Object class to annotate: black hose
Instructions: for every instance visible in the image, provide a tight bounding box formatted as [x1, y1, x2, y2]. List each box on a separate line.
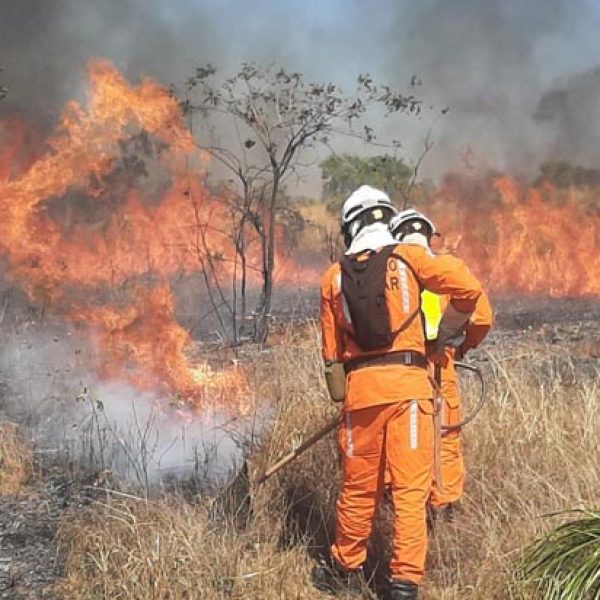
[442, 361, 487, 430]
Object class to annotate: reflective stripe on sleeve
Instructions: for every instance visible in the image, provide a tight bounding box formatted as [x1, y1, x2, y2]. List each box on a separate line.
[342, 294, 352, 323]
[337, 272, 352, 324]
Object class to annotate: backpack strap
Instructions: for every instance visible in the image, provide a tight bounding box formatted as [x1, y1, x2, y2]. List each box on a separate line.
[388, 247, 428, 339]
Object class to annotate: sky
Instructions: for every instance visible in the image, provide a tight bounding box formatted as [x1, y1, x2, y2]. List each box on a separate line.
[2, 0, 600, 188]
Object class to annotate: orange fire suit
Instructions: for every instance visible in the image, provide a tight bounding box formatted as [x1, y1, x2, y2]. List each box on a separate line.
[320, 243, 482, 584]
[426, 292, 494, 508]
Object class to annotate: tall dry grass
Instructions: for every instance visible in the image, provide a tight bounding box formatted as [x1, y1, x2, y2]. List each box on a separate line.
[0, 420, 32, 495]
[58, 492, 333, 599]
[56, 324, 600, 599]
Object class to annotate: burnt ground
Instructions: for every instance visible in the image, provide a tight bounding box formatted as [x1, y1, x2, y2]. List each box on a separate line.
[492, 296, 600, 330]
[0, 453, 110, 599]
[0, 467, 71, 599]
[0, 295, 598, 599]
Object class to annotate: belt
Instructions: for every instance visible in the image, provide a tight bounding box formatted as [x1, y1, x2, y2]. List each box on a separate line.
[344, 350, 428, 375]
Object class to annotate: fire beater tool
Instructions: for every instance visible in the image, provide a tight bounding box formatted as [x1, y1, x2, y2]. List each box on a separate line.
[256, 415, 340, 485]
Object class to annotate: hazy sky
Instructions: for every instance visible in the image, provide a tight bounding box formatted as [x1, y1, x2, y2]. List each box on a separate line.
[2, 0, 600, 186]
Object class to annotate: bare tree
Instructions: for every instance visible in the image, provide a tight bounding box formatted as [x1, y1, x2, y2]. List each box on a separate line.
[0, 67, 7, 100]
[399, 129, 434, 209]
[183, 64, 421, 343]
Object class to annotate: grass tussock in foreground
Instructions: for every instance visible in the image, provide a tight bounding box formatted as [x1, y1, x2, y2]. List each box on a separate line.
[57, 324, 600, 599]
[0, 420, 32, 495]
[520, 509, 600, 600]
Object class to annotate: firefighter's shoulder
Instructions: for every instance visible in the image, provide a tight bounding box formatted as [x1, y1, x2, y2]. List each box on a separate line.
[398, 243, 471, 271]
[391, 242, 434, 268]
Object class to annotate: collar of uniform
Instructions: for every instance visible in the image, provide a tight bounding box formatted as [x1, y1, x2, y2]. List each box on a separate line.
[345, 223, 397, 255]
[401, 232, 430, 248]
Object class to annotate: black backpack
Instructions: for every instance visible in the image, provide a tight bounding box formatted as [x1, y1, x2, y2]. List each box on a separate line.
[341, 245, 420, 351]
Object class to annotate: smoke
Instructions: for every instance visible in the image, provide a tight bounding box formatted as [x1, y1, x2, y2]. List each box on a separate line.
[0, 320, 255, 487]
[2, 0, 600, 182]
[534, 66, 600, 167]
[384, 0, 600, 176]
[0, 0, 364, 125]
[0, 0, 216, 123]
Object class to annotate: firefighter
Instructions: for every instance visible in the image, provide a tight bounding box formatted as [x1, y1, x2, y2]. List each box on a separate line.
[317, 186, 484, 599]
[390, 209, 494, 513]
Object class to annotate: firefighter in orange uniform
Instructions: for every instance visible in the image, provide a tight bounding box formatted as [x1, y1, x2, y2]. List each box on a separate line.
[390, 209, 494, 512]
[317, 186, 484, 600]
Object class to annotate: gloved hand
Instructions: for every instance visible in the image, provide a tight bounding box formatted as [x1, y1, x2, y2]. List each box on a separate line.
[431, 304, 472, 365]
[429, 339, 449, 367]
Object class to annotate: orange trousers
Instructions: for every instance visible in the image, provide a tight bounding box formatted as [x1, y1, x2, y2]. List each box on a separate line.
[331, 399, 434, 585]
[430, 379, 464, 508]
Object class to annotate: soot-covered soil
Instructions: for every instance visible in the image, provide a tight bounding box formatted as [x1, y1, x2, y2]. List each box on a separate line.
[0, 466, 82, 599]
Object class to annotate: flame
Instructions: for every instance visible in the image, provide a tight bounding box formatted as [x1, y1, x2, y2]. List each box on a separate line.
[430, 175, 600, 297]
[70, 284, 246, 406]
[2, 58, 596, 411]
[0, 60, 287, 406]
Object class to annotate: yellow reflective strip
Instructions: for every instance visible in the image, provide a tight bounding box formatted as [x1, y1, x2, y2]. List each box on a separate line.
[421, 290, 442, 340]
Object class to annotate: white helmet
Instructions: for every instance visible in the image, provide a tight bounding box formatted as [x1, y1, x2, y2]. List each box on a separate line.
[389, 208, 437, 240]
[341, 185, 396, 226]
[340, 185, 397, 244]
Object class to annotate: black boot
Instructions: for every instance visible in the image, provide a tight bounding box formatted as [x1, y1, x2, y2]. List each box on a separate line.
[389, 579, 418, 600]
[311, 557, 366, 594]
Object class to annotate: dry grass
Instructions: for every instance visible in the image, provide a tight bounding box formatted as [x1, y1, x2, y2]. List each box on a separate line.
[56, 324, 600, 599]
[0, 420, 32, 495]
[58, 494, 332, 600]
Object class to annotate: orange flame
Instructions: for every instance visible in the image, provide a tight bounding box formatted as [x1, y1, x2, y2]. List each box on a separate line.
[3, 59, 596, 409]
[0, 60, 267, 406]
[430, 175, 600, 297]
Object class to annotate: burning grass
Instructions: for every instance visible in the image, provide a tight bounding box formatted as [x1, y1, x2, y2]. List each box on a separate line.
[0, 420, 32, 495]
[55, 324, 600, 598]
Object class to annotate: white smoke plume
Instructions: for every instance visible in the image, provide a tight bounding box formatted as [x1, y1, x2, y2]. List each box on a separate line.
[0, 316, 256, 488]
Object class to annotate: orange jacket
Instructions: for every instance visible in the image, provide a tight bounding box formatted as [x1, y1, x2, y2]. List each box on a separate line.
[320, 243, 483, 411]
[461, 290, 494, 355]
[439, 290, 494, 391]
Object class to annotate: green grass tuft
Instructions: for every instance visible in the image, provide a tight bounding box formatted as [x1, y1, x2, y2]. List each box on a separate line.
[520, 510, 600, 599]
